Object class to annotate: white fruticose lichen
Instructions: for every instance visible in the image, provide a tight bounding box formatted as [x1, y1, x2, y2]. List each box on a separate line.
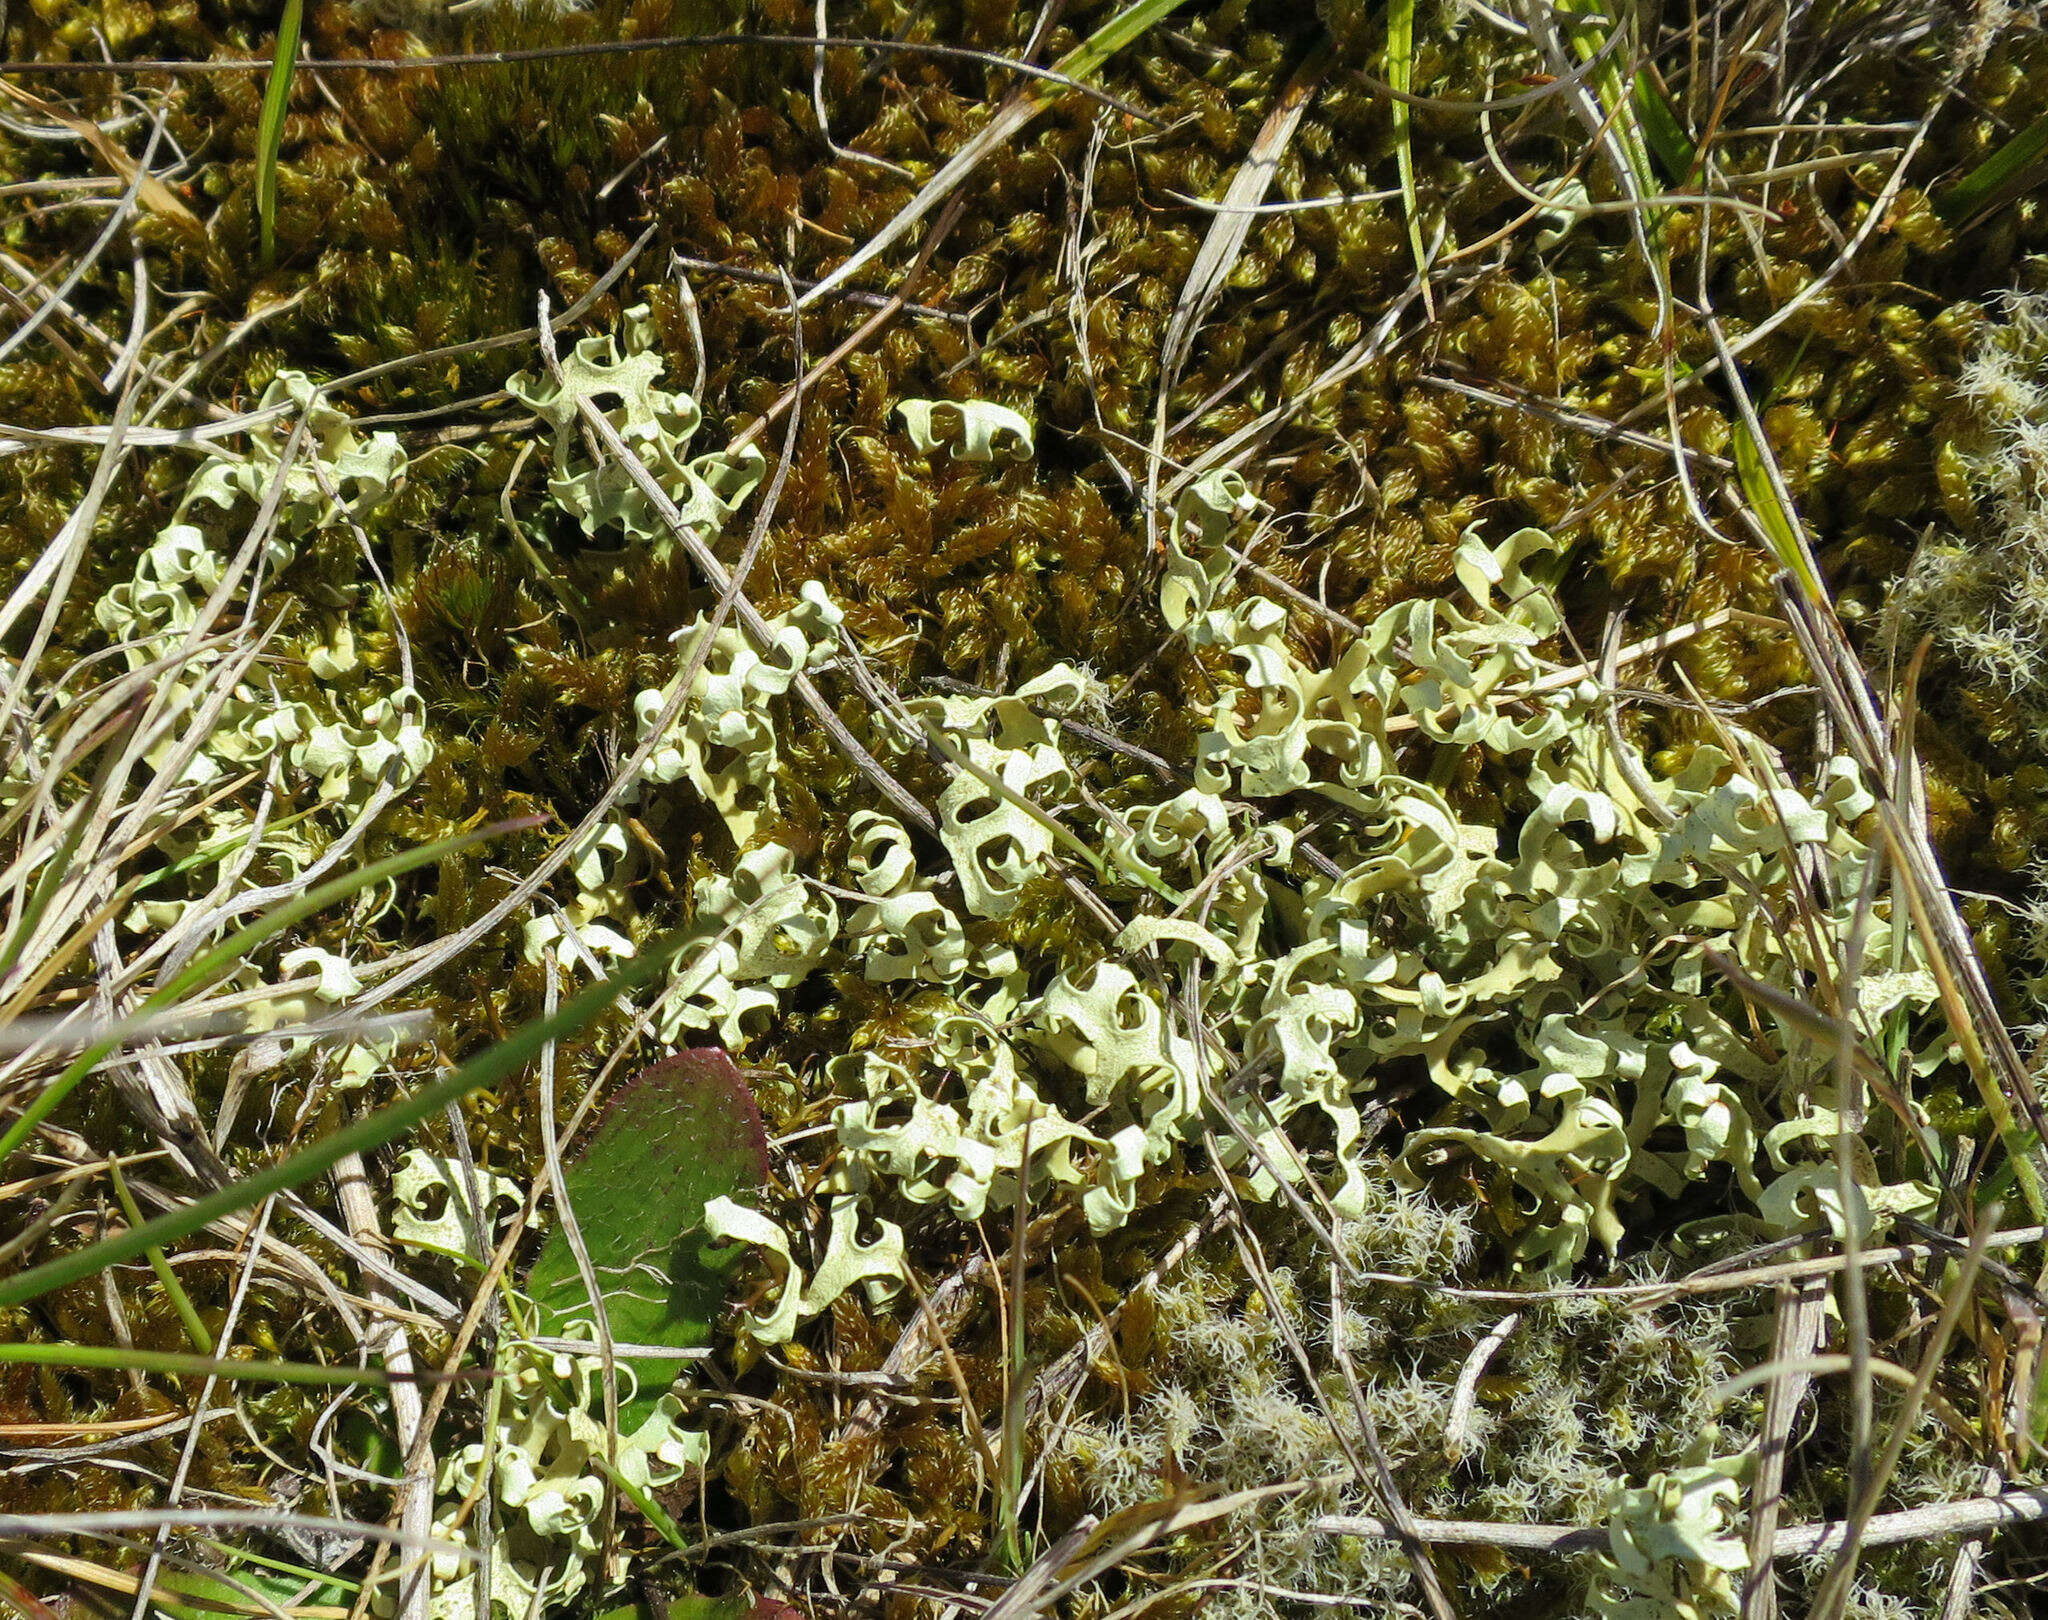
[1058, 1185, 1749, 1619]
[1890, 291, 2048, 1023]
[1894, 293, 2048, 725]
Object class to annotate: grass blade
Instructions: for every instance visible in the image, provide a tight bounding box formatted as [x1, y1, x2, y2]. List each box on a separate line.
[1055, 0, 1187, 81]
[15, 1549, 352, 1620]
[1159, 48, 1326, 392]
[1936, 109, 2048, 227]
[1550, 0, 1676, 206]
[797, 0, 1186, 308]
[0, 1342, 447, 1389]
[1632, 69, 1694, 184]
[1732, 413, 1826, 605]
[255, 0, 304, 265]
[109, 1155, 214, 1355]
[1387, 0, 1429, 295]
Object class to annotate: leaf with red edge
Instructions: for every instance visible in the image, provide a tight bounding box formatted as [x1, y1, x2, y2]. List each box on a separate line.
[525, 1049, 769, 1423]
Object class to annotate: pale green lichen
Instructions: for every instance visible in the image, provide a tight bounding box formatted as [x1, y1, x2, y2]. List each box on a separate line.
[894, 397, 1036, 463]
[38, 338, 747, 1620]
[0, 368, 436, 1028]
[611, 398, 1950, 1338]
[1588, 1441, 1752, 1620]
[420, 1334, 707, 1620]
[506, 310, 764, 551]
[189, 349, 1956, 1608]
[699, 1195, 906, 1347]
[1160, 468, 1257, 634]
[390, 1150, 523, 1263]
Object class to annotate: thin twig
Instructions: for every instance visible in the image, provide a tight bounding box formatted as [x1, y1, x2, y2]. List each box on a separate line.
[1311, 1482, 2048, 1556]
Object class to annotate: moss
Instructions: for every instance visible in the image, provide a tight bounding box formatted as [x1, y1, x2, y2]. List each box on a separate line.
[6, 0, 2047, 1604]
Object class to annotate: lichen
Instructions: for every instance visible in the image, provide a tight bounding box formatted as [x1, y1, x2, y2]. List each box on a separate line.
[6, 0, 2043, 1606]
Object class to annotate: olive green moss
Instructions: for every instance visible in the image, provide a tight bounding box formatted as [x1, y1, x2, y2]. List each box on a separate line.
[7, 0, 2048, 1606]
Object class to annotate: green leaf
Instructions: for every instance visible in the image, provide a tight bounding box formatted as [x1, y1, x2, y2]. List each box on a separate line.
[593, 1599, 750, 1620]
[524, 1050, 769, 1427]
[151, 1564, 351, 1620]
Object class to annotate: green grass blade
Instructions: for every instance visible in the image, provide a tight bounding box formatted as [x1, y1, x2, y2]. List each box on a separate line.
[255, 0, 304, 265]
[1632, 70, 1694, 184]
[147, 1561, 353, 1620]
[1387, 0, 1429, 292]
[1551, 0, 1665, 206]
[1054, 0, 1188, 81]
[1936, 109, 2048, 226]
[591, 1457, 690, 1553]
[144, 813, 540, 1023]
[1732, 414, 1826, 604]
[0, 926, 695, 1310]
[0, 807, 91, 991]
[191, 1543, 362, 1595]
[0, 1341, 429, 1389]
[109, 1156, 214, 1355]
[131, 802, 330, 898]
